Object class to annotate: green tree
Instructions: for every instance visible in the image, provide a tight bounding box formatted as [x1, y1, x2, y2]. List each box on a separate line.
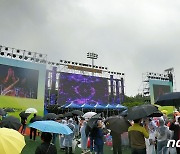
[122, 94, 145, 108]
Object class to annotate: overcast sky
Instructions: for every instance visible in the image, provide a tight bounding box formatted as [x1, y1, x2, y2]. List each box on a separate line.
[0, 0, 180, 96]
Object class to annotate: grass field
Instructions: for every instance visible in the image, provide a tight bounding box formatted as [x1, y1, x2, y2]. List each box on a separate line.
[21, 135, 131, 154]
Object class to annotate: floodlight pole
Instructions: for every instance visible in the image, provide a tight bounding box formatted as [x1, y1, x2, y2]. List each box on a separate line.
[87, 52, 98, 76]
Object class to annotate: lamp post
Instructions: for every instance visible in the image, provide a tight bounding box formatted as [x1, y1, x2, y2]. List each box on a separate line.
[87, 52, 98, 75]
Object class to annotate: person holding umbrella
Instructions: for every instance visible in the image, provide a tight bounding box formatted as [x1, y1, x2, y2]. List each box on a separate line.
[128, 118, 149, 154]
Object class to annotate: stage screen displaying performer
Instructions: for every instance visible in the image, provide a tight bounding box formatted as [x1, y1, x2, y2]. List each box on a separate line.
[0, 64, 39, 99]
[153, 84, 171, 102]
[58, 72, 109, 105]
[149, 79, 173, 104]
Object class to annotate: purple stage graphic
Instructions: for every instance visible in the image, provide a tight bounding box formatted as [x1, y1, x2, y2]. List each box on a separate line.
[58, 72, 109, 105]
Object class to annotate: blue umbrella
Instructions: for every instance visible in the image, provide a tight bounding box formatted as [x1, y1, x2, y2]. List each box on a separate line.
[81, 103, 94, 109]
[65, 102, 81, 109]
[29, 120, 72, 135]
[94, 103, 105, 109]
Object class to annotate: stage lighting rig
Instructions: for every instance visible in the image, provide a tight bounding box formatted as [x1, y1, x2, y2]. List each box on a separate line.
[0, 45, 47, 64]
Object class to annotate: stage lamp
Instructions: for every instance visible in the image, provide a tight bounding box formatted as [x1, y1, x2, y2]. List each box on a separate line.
[48, 61, 51, 64]
[67, 61, 70, 64]
[0, 52, 4, 56]
[19, 55, 23, 59]
[75, 62, 78, 65]
[89, 65, 91, 67]
[105, 67, 108, 70]
[7, 53, 11, 56]
[72, 62, 75, 64]
[122, 73, 125, 75]
[5, 47, 8, 50]
[52, 62, 55, 65]
[35, 58, 39, 62]
[12, 54, 16, 58]
[24, 56, 28, 60]
[42, 59, 46, 63]
[108, 71, 110, 74]
[99, 66, 102, 69]
[56, 63, 59, 66]
[28, 52, 31, 55]
[16, 49, 20, 53]
[144, 91, 149, 95]
[60, 60, 63, 63]
[39, 54, 42, 57]
[102, 67, 104, 69]
[31, 57, 34, 61]
[64, 61, 67, 63]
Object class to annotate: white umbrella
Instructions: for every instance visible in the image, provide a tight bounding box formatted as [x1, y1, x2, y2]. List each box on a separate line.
[83, 112, 97, 119]
[25, 108, 37, 113]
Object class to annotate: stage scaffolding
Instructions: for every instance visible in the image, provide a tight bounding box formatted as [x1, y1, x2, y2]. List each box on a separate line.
[0, 45, 125, 107]
[46, 61, 125, 106]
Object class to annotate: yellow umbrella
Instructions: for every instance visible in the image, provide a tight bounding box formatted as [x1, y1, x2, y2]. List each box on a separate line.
[0, 128, 26, 154]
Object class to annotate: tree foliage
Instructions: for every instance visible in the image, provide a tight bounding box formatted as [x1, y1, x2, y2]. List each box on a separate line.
[122, 94, 145, 108]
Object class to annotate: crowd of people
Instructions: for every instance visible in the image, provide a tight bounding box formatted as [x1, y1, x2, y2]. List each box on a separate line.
[18, 109, 179, 154]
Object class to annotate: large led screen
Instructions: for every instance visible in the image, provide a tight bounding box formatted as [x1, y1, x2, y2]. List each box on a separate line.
[0, 64, 39, 99]
[153, 84, 171, 102]
[58, 72, 109, 105]
[149, 80, 173, 104]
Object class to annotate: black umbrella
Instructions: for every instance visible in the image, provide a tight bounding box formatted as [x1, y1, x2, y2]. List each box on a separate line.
[30, 115, 43, 123]
[0, 116, 21, 130]
[127, 104, 159, 120]
[4, 108, 15, 112]
[71, 110, 84, 116]
[0, 109, 6, 116]
[57, 114, 64, 119]
[119, 109, 128, 117]
[43, 113, 57, 120]
[64, 112, 73, 117]
[104, 116, 131, 133]
[87, 113, 101, 128]
[148, 111, 163, 117]
[19, 111, 30, 118]
[155, 92, 180, 106]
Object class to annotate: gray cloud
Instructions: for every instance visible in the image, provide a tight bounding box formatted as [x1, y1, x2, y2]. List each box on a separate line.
[0, 0, 180, 96]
